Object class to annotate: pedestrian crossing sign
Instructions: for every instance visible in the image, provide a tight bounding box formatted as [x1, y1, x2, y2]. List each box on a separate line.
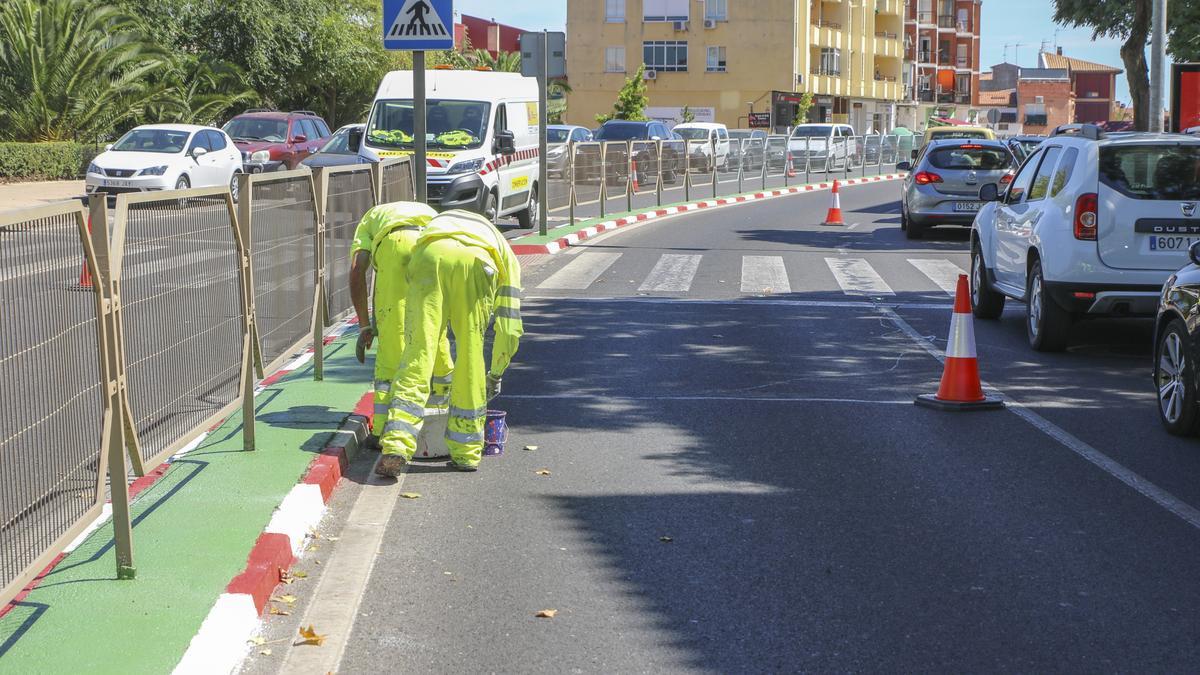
[383, 0, 454, 51]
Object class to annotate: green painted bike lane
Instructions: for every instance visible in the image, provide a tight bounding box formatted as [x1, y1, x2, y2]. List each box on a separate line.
[0, 335, 369, 674]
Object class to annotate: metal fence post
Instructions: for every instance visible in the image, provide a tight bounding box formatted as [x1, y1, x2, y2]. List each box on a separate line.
[105, 196, 147, 477]
[89, 195, 136, 579]
[711, 143, 718, 200]
[235, 174, 258, 451]
[599, 145, 607, 219]
[311, 169, 327, 381]
[685, 147, 691, 203]
[370, 161, 384, 205]
[568, 143, 576, 229]
[626, 141, 633, 214]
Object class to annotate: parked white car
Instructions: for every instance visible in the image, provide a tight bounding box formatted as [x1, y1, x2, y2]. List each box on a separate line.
[788, 123, 859, 172]
[971, 124, 1200, 351]
[86, 124, 244, 200]
[673, 123, 731, 171]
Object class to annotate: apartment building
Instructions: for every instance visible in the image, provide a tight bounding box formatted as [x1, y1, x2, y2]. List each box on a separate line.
[900, 0, 982, 129]
[565, 0, 907, 134]
[1038, 49, 1122, 124]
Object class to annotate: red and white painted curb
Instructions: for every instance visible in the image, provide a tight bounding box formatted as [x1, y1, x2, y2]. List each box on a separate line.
[174, 391, 373, 675]
[510, 174, 907, 255]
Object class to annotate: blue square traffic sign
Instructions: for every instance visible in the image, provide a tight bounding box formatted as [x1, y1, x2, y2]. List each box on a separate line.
[383, 0, 454, 51]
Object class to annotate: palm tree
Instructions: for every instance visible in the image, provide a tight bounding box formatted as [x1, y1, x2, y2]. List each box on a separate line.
[0, 0, 168, 142]
[469, 49, 522, 73]
[144, 56, 258, 127]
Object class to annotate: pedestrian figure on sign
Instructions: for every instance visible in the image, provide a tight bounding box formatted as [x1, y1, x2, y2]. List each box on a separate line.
[407, 0, 432, 35]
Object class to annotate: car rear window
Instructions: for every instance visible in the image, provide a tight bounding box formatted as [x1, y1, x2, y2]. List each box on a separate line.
[925, 146, 1012, 171]
[1100, 144, 1200, 200]
[595, 123, 648, 141]
[930, 130, 989, 140]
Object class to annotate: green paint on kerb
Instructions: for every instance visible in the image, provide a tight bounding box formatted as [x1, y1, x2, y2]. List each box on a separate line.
[0, 336, 369, 674]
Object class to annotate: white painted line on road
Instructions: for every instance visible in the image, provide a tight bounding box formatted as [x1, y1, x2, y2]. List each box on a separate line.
[880, 306, 1200, 532]
[639, 254, 702, 292]
[538, 252, 622, 290]
[908, 258, 967, 295]
[279, 467, 408, 674]
[522, 296, 957, 310]
[741, 256, 791, 294]
[504, 394, 911, 405]
[826, 258, 895, 296]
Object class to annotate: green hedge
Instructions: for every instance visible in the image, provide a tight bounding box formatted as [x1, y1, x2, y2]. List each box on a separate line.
[0, 142, 100, 181]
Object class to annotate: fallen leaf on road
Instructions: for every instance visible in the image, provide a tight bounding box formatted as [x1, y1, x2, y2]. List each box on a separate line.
[270, 607, 290, 616]
[279, 572, 295, 585]
[659, 536, 674, 543]
[292, 571, 308, 579]
[535, 609, 558, 618]
[524, 445, 538, 451]
[260, 648, 272, 656]
[298, 625, 326, 646]
[400, 492, 422, 499]
[325, 536, 339, 542]
[249, 636, 266, 646]
[535, 469, 551, 476]
[279, 594, 297, 604]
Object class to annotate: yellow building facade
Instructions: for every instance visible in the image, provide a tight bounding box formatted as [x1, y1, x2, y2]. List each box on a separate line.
[566, 0, 905, 133]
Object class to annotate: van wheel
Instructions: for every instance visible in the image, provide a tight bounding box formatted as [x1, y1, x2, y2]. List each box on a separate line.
[1026, 260, 1071, 352]
[516, 183, 537, 229]
[971, 243, 1005, 319]
[484, 189, 498, 224]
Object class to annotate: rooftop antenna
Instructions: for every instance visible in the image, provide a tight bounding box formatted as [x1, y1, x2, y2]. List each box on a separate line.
[1053, 27, 1062, 51]
[1002, 43, 1009, 63]
[1013, 41, 1026, 67]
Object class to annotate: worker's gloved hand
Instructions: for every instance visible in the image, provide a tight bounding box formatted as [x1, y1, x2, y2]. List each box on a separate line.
[486, 374, 502, 401]
[356, 324, 376, 364]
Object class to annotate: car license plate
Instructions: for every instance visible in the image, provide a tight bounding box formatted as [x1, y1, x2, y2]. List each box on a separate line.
[103, 179, 133, 188]
[953, 202, 982, 212]
[1147, 235, 1200, 252]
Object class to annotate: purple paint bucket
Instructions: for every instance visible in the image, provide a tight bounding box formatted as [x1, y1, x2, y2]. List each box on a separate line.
[484, 410, 508, 457]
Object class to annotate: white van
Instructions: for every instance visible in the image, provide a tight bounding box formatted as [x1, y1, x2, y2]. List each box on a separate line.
[672, 122, 731, 171]
[359, 70, 541, 226]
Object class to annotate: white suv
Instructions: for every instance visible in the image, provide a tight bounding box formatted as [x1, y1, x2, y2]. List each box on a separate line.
[971, 125, 1200, 351]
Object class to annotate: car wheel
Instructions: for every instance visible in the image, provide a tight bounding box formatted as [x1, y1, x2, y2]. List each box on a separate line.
[229, 171, 241, 203]
[174, 175, 191, 208]
[970, 243, 1006, 319]
[516, 182, 537, 229]
[1026, 260, 1071, 352]
[1156, 319, 1200, 436]
[900, 204, 908, 231]
[905, 214, 925, 240]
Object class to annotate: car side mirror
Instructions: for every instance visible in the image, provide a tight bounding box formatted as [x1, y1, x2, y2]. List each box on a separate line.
[896, 161, 911, 172]
[347, 128, 363, 153]
[1190, 240, 1200, 267]
[191, 146, 208, 159]
[979, 183, 1000, 202]
[292, 134, 308, 143]
[494, 130, 516, 155]
[105, 144, 113, 151]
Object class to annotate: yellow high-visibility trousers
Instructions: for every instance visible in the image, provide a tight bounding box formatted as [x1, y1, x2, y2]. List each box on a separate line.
[381, 237, 496, 467]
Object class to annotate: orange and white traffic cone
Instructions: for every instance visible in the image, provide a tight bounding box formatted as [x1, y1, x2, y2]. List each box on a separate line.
[915, 274, 1004, 411]
[786, 152, 797, 178]
[631, 159, 640, 192]
[822, 180, 846, 226]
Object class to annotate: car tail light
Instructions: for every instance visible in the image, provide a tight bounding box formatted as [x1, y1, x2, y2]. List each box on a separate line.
[913, 171, 943, 185]
[1074, 193, 1098, 240]
[999, 173, 1014, 185]
[960, 144, 983, 149]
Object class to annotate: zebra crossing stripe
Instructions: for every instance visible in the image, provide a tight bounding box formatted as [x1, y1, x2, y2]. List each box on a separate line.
[639, 254, 702, 292]
[537, 252, 622, 290]
[825, 258, 896, 296]
[741, 256, 791, 294]
[907, 258, 967, 296]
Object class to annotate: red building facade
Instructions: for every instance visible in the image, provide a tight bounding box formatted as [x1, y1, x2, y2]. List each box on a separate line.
[457, 14, 526, 56]
[903, 0, 982, 106]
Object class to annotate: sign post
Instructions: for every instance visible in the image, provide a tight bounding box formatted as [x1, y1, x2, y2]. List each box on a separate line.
[383, 0, 455, 205]
[521, 31, 566, 237]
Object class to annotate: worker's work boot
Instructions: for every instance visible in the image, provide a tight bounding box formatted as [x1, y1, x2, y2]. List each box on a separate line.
[375, 454, 408, 477]
[445, 460, 479, 472]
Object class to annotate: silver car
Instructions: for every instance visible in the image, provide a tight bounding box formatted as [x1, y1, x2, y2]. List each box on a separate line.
[898, 139, 1017, 240]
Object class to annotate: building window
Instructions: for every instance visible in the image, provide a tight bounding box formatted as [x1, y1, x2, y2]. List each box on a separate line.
[706, 46, 727, 72]
[644, 0, 689, 21]
[1025, 102, 1047, 126]
[605, 46, 626, 73]
[705, 0, 727, 21]
[643, 41, 688, 72]
[818, 48, 841, 76]
[606, 0, 625, 22]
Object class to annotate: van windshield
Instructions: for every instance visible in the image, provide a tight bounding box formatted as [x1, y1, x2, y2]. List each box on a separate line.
[367, 99, 491, 150]
[791, 126, 833, 137]
[674, 128, 710, 141]
[1100, 144, 1200, 200]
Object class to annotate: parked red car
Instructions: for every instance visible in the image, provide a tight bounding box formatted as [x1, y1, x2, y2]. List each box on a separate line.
[222, 109, 333, 172]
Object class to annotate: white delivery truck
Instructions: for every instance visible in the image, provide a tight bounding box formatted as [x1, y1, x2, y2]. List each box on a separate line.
[358, 69, 541, 226]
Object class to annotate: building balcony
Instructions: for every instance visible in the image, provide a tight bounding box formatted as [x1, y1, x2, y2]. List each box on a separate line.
[875, 0, 901, 15]
[918, 89, 935, 102]
[937, 15, 955, 30]
[955, 93, 971, 104]
[956, 56, 969, 68]
[916, 10, 933, 24]
[956, 20, 972, 35]
[811, 65, 842, 77]
[815, 19, 842, 29]
[917, 50, 932, 64]
[874, 30, 899, 39]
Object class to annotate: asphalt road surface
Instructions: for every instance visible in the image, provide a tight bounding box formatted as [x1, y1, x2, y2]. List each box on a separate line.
[248, 180, 1200, 672]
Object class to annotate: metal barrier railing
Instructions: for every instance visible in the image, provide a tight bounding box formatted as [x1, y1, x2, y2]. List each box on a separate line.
[602, 141, 630, 216]
[379, 157, 416, 204]
[0, 157, 408, 606]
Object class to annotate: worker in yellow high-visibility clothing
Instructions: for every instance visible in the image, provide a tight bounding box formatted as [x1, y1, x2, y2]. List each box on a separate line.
[349, 202, 454, 445]
[376, 209, 523, 475]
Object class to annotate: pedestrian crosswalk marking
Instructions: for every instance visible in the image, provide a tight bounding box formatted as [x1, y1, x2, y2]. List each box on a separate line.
[741, 256, 791, 294]
[825, 258, 895, 296]
[907, 258, 967, 295]
[639, 254, 702, 292]
[537, 252, 623, 290]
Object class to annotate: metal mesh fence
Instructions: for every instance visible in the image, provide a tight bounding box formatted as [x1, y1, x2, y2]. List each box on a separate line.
[630, 141, 661, 195]
[602, 142, 629, 213]
[659, 139, 687, 201]
[324, 167, 376, 319]
[381, 159, 415, 204]
[716, 139, 741, 186]
[686, 140, 714, 188]
[0, 205, 105, 606]
[766, 136, 790, 179]
[249, 175, 319, 370]
[572, 142, 602, 206]
[546, 143, 572, 213]
[117, 193, 243, 469]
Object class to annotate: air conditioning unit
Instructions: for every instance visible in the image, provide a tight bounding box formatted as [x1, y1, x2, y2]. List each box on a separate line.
[704, 19, 717, 29]
[673, 20, 688, 31]
[644, 69, 658, 81]
[1035, 95, 1044, 104]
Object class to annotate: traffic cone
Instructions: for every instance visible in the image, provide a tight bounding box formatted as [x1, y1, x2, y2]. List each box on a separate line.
[915, 274, 1005, 412]
[77, 215, 93, 288]
[822, 180, 846, 226]
[631, 159, 640, 192]
[786, 152, 797, 178]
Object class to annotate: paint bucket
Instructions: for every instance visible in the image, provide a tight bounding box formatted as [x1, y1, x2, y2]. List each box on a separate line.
[415, 407, 450, 459]
[483, 410, 508, 457]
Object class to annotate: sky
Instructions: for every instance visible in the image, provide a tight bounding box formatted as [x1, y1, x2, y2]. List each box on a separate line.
[455, 0, 1149, 105]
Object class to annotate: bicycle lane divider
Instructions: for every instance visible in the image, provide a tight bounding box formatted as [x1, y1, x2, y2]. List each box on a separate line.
[509, 174, 908, 255]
